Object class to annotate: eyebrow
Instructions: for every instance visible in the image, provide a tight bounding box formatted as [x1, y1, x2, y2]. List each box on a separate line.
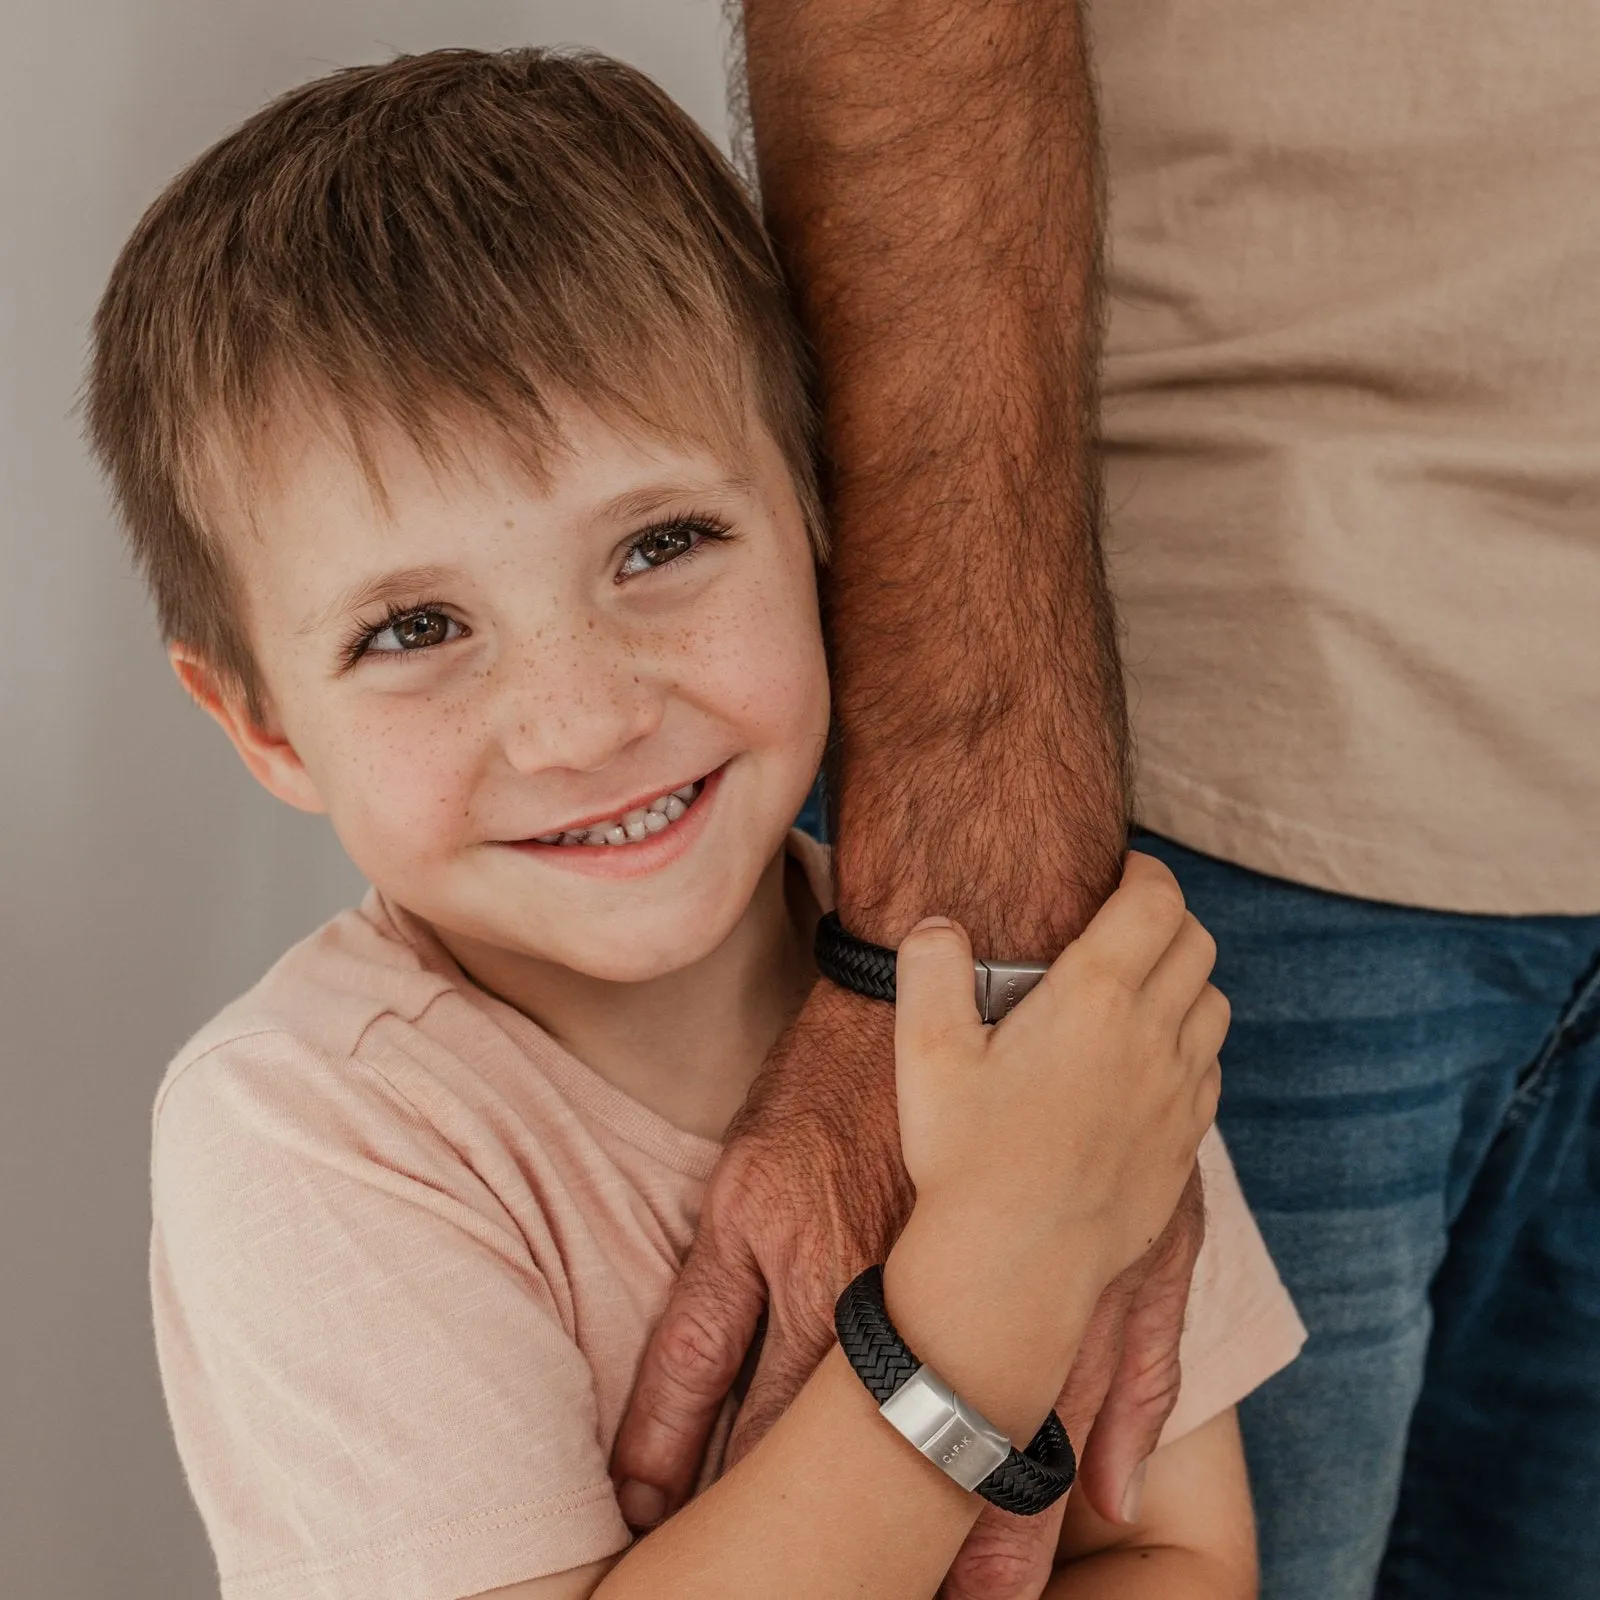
[592, 470, 759, 527]
[299, 564, 459, 636]
[295, 470, 760, 635]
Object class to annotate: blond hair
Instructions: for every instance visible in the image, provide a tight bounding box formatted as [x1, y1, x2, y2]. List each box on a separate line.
[86, 47, 819, 718]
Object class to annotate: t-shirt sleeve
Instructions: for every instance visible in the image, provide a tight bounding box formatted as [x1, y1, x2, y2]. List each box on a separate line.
[151, 1032, 631, 1600]
[1161, 1126, 1307, 1446]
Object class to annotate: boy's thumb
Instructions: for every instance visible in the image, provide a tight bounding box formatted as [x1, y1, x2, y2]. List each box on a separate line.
[894, 917, 983, 1052]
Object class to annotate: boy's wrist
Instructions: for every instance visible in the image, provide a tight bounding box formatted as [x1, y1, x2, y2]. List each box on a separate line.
[901, 1181, 1128, 1307]
[880, 1205, 1105, 1446]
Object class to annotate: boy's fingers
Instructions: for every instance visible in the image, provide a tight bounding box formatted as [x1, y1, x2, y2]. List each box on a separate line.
[1179, 982, 1232, 1070]
[1073, 852, 1190, 988]
[894, 917, 984, 1057]
[1144, 912, 1218, 1017]
[611, 1234, 764, 1527]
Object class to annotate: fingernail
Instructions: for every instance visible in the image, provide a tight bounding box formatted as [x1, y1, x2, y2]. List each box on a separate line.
[1119, 1461, 1148, 1525]
[617, 1480, 667, 1529]
[910, 916, 955, 932]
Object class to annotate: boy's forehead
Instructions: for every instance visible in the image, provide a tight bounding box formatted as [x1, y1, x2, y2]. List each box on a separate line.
[219, 376, 756, 511]
[222, 394, 776, 611]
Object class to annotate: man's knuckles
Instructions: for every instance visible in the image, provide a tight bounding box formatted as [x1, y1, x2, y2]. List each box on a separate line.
[940, 1509, 1059, 1600]
[648, 1302, 749, 1400]
[1115, 1299, 1189, 1405]
[698, 1143, 825, 1241]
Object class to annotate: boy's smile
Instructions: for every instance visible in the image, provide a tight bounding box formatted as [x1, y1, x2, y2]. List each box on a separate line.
[500, 764, 721, 876]
[192, 398, 831, 992]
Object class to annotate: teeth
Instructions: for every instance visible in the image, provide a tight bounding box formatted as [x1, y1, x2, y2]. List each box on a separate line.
[545, 779, 702, 846]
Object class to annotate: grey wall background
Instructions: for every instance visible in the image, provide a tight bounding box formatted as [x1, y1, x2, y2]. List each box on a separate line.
[0, 5, 733, 1594]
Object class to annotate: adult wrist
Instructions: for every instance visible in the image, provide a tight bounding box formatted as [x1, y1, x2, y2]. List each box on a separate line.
[814, 912, 1049, 1025]
[805, 982, 898, 1091]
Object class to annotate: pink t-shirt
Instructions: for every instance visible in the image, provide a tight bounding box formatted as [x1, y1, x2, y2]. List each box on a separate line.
[151, 839, 1305, 1600]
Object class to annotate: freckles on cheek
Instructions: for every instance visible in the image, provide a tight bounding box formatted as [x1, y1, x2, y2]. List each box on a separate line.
[329, 699, 485, 855]
[691, 596, 827, 740]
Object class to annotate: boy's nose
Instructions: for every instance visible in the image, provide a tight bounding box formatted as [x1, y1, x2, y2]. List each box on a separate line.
[490, 630, 666, 778]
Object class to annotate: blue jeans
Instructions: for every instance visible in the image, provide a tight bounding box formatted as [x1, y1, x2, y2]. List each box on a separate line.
[1136, 831, 1600, 1600]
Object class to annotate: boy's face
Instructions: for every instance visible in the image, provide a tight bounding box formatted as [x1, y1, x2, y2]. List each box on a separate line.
[203, 401, 830, 983]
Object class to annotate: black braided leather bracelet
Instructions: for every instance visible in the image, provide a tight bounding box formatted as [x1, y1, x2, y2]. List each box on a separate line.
[814, 911, 899, 1001]
[814, 912, 1049, 1025]
[835, 1265, 1076, 1516]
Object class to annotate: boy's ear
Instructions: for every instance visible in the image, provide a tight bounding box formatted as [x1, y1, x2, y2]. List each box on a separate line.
[169, 644, 326, 815]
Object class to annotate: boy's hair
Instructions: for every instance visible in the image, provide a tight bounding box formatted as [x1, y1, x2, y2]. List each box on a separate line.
[86, 47, 820, 720]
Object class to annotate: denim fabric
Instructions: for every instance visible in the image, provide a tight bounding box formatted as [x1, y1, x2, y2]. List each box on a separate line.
[1136, 830, 1600, 1600]
[794, 770, 829, 845]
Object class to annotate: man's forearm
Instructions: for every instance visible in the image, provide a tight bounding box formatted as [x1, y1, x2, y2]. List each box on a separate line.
[742, 0, 1125, 953]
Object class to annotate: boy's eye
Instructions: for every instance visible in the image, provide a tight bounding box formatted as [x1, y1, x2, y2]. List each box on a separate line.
[365, 609, 463, 654]
[616, 515, 730, 579]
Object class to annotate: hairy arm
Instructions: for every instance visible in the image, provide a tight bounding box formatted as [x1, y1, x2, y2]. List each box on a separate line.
[746, 0, 1126, 948]
[615, 9, 1205, 1589]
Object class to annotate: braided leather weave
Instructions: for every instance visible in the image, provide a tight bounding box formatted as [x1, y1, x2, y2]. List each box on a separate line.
[814, 912, 898, 1002]
[835, 1266, 1076, 1516]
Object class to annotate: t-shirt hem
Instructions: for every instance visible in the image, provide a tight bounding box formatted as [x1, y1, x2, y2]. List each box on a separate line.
[219, 1482, 628, 1600]
[1136, 757, 1600, 916]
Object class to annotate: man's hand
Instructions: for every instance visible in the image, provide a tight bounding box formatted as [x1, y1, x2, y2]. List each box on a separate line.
[612, 986, 1206, 1586]
[611, 983, 904, 1528]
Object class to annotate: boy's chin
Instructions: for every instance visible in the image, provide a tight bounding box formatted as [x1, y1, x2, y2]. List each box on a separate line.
[556, 918, 734, 985]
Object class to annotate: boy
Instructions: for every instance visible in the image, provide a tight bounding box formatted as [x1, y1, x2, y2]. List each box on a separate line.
[87, 47, 1303, 1600]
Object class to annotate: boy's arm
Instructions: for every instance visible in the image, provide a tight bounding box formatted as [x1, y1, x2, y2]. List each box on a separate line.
[482, 866, 1228, 1600]
[1046, 1410, 1258, 1598]
[478, 1405, 1255, 1600]
[480, 1262, 1106, 1600]
[616, 0, 1204, 1565]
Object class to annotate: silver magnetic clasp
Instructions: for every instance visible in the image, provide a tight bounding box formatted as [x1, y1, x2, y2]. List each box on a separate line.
[973, 959, 1049, 1024]
[879, 1365, 1013, 1492]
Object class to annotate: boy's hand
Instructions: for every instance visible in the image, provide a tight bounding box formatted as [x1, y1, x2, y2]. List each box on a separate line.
[894, 853, 1224, 1305]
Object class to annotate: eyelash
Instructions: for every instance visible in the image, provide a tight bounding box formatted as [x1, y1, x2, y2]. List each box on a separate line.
[615, 512, 735, 582]
[339, 599, 460, 669]
[338, 512, 736, 667]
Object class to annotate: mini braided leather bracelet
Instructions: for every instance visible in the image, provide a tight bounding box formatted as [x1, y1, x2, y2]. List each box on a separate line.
[835, 1265, 1076, 1515]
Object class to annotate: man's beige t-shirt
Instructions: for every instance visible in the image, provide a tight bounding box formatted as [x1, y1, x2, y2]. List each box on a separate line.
[1092, 1, 1600, 912]
[151, 842, 1305, 1600]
